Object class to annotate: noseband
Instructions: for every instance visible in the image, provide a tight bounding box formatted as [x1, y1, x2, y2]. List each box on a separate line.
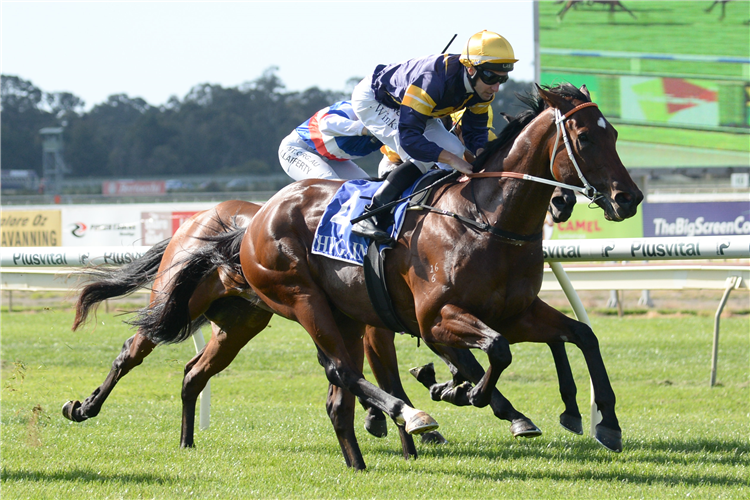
[467, 101, 603, 202]
[551, 102, 601, 200]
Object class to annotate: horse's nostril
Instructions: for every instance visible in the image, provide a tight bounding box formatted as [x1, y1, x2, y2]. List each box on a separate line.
[614, 192, 632, 206]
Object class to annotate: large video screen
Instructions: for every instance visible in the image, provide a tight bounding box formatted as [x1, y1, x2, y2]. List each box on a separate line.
[538, 1, 749, 171]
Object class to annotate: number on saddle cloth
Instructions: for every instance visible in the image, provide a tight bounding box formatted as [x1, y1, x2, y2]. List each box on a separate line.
[312, 174, 430, 266]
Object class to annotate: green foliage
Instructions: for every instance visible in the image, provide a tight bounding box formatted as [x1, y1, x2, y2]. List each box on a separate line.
[2, 68, 533, 181]
[2, 310, 748, 498]
[1, 69, 348, 179]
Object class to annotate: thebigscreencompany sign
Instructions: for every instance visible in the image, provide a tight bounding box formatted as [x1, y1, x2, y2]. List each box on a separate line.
[643, 202, 750, 237]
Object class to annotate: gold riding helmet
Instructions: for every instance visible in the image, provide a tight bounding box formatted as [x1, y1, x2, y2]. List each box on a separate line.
[459, 30, 517, 73]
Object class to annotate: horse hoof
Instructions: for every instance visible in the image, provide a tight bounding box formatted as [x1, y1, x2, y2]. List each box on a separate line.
[364, 413, 388, 438]
[404, 410, 439, 435]
[61, 400, 84, 422]
[594, 425, 622, 453]
[510, 418, 542, 438]
[559, 413, 583, 435]
[420, 430, 448, 445]
[408, 363, 437, 387]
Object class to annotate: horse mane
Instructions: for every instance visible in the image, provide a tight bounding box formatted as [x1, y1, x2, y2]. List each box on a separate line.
[473, 82, 590, 171]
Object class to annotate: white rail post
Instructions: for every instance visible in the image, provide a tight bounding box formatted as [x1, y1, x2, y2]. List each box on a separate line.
[710, 276, 742, 387]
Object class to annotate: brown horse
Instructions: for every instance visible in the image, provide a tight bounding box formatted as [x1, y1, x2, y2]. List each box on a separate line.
[68, 200, 453, 455]
[66, 183, 577, 453]
[66, 201, 273, 448]
[142, 83, 640, 469]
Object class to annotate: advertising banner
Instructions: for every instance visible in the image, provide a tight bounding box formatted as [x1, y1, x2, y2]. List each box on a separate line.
[620, 76, 719, 128]
[102, 180, 166, 196]
[550, 203, 643, 240]
[141, 211, 199, 245]
[642, 201, 750, 237]
[3, 202, 217, 247]
[0, 209, 62, 247]
[62, 206, 143, 246]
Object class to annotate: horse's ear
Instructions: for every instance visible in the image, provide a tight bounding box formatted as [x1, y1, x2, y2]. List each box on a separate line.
[536, 84, 570, 111]
[579, 84, 591, 101]
[500, 112, 512, 123]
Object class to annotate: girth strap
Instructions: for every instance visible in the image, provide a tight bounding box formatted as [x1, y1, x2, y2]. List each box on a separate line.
[363, 241, 419, 337]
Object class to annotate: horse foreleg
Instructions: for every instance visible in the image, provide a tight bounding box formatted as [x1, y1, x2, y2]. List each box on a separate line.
[422, 304, 512, 410]
[414, 343, 542, 438]
[503, 298, 621, 452]
[548, 343, 583, 434]
[557, 0, 579, 20]
[62, 332, 156, 422]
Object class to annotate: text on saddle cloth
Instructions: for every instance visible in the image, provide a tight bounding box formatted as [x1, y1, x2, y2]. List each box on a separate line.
[311, 173, 441, 266]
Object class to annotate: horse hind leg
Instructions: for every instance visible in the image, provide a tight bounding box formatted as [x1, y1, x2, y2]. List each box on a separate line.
[362, 326, 447, 455]
[180, 298, 272, 448]
[63, 332, 156, 422]
[327, 383, 365, 470]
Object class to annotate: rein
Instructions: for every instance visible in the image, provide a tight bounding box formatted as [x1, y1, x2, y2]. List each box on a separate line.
[466, 101, 602, 202]
[356, 100, 602, 244]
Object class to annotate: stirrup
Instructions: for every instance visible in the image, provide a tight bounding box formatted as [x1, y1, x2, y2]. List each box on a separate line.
[352, 218, 395, 247]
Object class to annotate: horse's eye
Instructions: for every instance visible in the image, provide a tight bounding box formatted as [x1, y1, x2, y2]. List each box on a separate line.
[578, 132, 589, 143]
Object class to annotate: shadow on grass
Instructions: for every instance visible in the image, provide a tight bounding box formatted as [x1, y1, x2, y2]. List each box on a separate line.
[362, 435, 749, 487]
[1, 467, 177, 485]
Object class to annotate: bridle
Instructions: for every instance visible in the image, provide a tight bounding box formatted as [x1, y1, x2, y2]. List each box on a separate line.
[364, 100, 607, 244]
[466, 101, 603, 202]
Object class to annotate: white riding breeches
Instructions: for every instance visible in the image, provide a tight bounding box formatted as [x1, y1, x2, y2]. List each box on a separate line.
[278, 131, 370, 181]
[351, 75, 465, 174]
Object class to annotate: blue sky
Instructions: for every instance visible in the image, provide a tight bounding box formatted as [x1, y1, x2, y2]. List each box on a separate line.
[1, 1, 535, 110]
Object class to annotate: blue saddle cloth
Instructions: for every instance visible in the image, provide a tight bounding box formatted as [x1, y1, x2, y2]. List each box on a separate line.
[312, 173, 439, 266]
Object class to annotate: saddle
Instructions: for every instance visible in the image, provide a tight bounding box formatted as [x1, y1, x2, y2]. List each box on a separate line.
[362, 169, 454, 337]
[311, 169, 454, 336]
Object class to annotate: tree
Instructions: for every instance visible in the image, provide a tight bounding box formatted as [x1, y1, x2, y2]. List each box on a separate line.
[1, 75, 58, 174]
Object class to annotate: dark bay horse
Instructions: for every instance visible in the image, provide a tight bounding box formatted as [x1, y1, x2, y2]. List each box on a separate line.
[66, 183, 577, 454]
[141, 83, 640, 468]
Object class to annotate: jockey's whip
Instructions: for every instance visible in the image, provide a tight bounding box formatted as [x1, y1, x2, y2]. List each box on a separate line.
[441, 34, 458, 54]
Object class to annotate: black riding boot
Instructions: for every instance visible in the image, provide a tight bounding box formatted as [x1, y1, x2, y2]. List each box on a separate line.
[352, 161, 423, 246]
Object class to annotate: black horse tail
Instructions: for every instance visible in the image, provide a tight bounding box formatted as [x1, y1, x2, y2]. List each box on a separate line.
[72, 238, 172, 331]
[126, 225, 247, 346]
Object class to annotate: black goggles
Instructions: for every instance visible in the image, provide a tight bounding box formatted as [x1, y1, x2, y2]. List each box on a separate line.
[477, 69, 509, 85]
